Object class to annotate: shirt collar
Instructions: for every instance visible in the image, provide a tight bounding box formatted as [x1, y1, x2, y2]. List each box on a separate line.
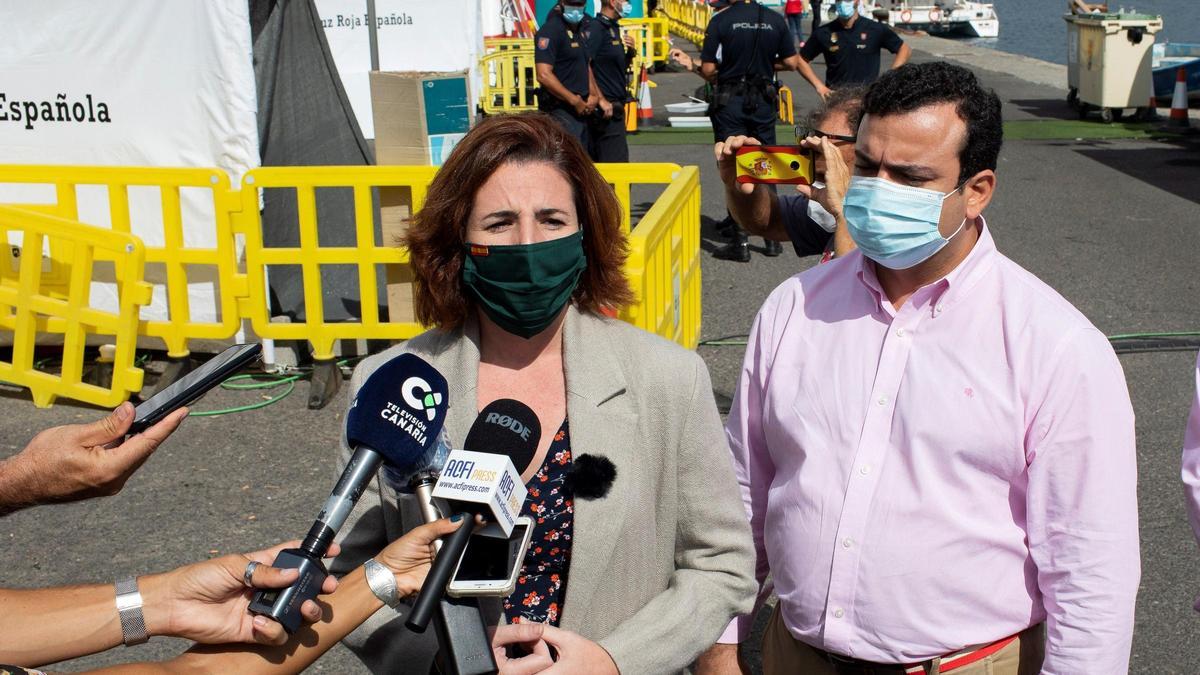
[856, 216, 998, 317]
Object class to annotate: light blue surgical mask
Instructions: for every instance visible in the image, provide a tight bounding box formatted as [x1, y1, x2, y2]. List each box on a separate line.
[563, 5, 587, 24]
[619, 1, 634, 18]
[843, 176, 968, 270]
[836, 1, 856, 19]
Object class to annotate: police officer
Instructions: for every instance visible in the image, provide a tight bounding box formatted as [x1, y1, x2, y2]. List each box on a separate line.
[797, 0, 910, 98]
[700, 0, 799, 261]
[585, 0, 638, 162]
[535, 0, 601, 145]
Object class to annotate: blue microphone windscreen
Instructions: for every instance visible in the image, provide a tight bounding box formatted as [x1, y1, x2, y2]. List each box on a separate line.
[464, 399, 541, 475]
[346, 353, 450, 475]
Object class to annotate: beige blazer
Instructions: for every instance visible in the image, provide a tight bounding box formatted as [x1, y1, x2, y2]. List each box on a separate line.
[330, 306, 755, 674]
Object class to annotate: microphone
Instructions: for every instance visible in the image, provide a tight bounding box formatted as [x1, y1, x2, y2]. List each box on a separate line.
[248, 353, 449, 633]
[405, 399, 540, 633]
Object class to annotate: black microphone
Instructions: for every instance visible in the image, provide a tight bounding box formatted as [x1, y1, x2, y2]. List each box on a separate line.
[405, 399, 541, 633]
[248, 353, 449, 633]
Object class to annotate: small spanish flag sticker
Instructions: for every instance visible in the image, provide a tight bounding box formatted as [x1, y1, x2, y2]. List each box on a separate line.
[469, 244, 489, 257]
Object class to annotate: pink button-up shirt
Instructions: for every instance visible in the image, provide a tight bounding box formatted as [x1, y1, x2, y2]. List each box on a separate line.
[721, 222, 1139, 673]
[1182, 351, 1200, 611]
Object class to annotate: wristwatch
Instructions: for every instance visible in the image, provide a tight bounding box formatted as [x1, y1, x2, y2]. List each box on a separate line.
[363, 558, 400, 608]
[114, 576, 150, 645]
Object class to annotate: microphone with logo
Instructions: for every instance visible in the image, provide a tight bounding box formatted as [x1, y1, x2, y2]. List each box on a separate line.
[248, 353, 449, 633]
[404, 399, 541, 634]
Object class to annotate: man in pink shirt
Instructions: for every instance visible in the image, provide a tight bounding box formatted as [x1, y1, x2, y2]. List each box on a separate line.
[698, 62, 1139, 674]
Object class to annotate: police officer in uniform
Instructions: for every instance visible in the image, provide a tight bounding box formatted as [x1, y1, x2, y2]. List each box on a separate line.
[700, 0, 799, 261]
[797, 0, 910, 98]
[536, 0, 601, 145]
[586, 0, 638, 162]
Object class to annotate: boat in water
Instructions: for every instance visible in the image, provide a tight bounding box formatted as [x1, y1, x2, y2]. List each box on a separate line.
[822, 1, 1000, 39]
[1152, 43, 1200, 102]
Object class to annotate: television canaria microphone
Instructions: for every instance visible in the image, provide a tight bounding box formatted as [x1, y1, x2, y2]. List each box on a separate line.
[248, 353, 449, 633]
[404, 399, 540, 633]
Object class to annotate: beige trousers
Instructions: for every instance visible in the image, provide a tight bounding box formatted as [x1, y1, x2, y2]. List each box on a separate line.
[761, 605, 1045, 675]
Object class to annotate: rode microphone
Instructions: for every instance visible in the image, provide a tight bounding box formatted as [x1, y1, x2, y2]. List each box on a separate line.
[249, 353, 449, 633]
[405, 399, 540, 633]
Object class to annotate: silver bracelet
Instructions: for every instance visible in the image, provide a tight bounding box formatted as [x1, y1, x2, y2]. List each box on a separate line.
[363, 558, 401, 608]
[115, 576, 150, 645]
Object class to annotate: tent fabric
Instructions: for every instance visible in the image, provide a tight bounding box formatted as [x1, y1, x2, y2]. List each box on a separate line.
[251, 0, 382, 324]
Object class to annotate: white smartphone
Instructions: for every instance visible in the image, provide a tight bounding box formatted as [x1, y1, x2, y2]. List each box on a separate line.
[446, 516, 534, 598]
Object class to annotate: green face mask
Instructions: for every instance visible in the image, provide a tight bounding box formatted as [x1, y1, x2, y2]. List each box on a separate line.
[461, 230, 588, 339]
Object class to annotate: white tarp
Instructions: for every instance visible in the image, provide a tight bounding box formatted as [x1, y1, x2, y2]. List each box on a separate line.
[0, 0, 259, 327]
[316, 0, 484, 139]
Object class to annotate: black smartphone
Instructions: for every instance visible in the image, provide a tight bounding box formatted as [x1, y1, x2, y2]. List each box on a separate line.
[128, 343, 262, 434]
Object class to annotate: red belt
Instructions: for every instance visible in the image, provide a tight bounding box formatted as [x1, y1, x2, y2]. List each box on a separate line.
[812, 632, 1021, 674]
[902, 633, 1020, 674]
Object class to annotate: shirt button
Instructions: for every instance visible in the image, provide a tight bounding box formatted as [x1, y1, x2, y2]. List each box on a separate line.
[877, 395, 888, 406]
[842, 538, 854, 548]
[934, 304, 944, 315]
[860, 464, 871, 475]
[896, 328, 907, 338]
[833, 608, 846, 619]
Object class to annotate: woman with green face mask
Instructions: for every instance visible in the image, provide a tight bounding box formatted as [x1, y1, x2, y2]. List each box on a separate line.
[329, 113, 756, 675]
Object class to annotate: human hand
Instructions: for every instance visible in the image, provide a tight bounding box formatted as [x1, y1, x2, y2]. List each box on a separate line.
[572, 94, 591, 117]
[376, 515, 470, 597]
[669, 48, 694, 72]
[584, 93, 600, 115]
[491, 623, 555, 675]
[599, 97, 614, 119]
[797, 135, 849, 219]
[535, 626, 619, 674]
[695, 642, 750, 675]
[140, 540, 341, 646]
[816, 83, 833, 100]
[623, 33, 637, 50]
[1, 402, 187, 511]
[714, 135, 762, 194]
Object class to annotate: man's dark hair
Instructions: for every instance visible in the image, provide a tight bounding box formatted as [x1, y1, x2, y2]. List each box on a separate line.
[806, 85, 867, 134]
[862, 62, 1003, 184]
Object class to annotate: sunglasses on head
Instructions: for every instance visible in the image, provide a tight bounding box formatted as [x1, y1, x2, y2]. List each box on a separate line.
[795, 125, 857, 143]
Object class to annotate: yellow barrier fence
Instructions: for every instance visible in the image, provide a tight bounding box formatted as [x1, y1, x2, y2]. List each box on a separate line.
[480, 45, 540, 115]
[0, 206, 151, 407]
[778, 84, 795, 124]
[0, 166, 244, 359]
[619, 165, 702, 349]
[0, 162, 702, 405]
[659, 0, 711, 47]
[620, 17, 671, 67]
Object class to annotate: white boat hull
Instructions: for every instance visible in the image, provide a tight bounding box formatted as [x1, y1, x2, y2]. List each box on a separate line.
[827, 2, 1000, 39]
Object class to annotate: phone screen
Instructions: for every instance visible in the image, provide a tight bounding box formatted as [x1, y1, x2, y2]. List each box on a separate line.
[131, 343, 260, 433]
[453, 523, 530, 583]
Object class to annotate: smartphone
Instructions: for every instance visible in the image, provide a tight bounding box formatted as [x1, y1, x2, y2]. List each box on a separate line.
[446, 516, 534, 598]
[735, 145, 815, 185]
[128, 343, 262, 434]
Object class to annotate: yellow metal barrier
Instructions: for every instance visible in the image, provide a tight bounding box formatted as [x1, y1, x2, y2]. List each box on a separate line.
[0, 161, 704, 404]
[618, 165, 702, 349]
[484, 36, 534, 52]
[236, 166, 438, 361]
[0, 206, 151, 407]
[659, 0, 711, 47]
[480, 46, 540, 115]
[0, 166, 244, 359]
[620, 17, 671, 67]
[778, 84, 795, 124]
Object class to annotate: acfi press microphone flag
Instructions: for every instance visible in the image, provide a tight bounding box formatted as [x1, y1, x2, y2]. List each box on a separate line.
[250, 353, 449, 633]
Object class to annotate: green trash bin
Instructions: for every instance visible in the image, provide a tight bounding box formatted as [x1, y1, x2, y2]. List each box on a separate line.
[1064, 12, 1163, 122]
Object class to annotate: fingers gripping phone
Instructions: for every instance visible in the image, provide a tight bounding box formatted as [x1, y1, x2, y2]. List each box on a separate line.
[128, 343, 262, 435]
[447, 516, 535, 597]
[735, 145, 815, 185]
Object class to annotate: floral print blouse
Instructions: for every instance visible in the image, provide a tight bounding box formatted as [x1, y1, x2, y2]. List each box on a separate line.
[503, 419, 574, 626]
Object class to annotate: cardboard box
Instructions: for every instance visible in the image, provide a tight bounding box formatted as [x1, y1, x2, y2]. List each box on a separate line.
[370, 71, 473, 324]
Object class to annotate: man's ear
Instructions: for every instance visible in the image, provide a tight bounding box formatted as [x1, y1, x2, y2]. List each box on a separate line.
[964, 169, 996, 219]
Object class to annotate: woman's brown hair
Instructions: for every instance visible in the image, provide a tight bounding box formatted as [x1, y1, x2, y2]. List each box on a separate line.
[404, 112, 634, 331]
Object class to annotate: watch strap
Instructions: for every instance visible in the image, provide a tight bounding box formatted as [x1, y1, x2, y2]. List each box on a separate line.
[115, 576, 150, 645]
[363, 558, 400, 608]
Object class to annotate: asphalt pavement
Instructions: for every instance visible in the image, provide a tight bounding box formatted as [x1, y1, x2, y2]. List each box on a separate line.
[2, 33, 1198, 674]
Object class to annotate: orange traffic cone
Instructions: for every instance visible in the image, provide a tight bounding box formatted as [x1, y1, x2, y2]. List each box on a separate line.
[637, 65, 654, 122]
[1167, 67, 1191, 129]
